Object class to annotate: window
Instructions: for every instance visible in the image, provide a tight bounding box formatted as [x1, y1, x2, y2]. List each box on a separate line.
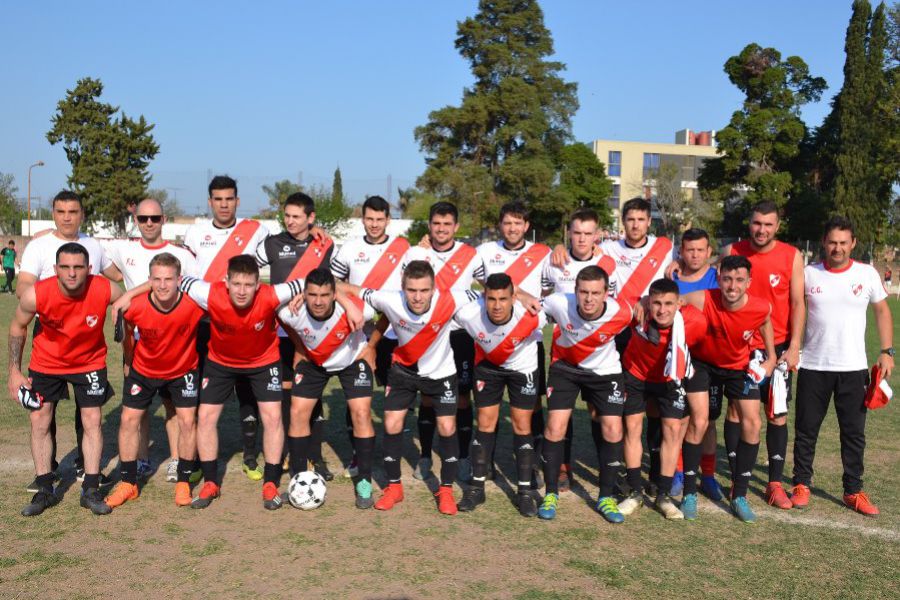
[608, 183, 621, 210]
[607, 151, 621, 177]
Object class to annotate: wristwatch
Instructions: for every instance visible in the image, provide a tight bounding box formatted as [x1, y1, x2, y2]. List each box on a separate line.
[881, 348, 895, 357]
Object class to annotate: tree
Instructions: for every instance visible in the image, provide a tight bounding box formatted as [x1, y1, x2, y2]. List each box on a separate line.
[146, 188, 185, 218]
[257, 179, 302, 219]
[332, 167, 344, 205]
[415, 0, 579, 239]
[46, 77, 159, 235]
[0, 173, 20, 235]
[698, 44, 826, 236]
[645, 162, 721, 239]
[256, 179, 350, 233]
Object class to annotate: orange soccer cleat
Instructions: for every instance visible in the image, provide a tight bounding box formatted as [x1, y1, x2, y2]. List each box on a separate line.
[374, 483, 404, 511]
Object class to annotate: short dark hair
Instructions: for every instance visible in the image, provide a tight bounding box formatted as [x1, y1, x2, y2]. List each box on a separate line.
[569, 208, 599, 228]
[823, 215, 855, 239]
[149, 252, 182, 276]
[484, 273, 514, 293]
[648, 278, 679, 296]
[363, 195, 391, 217]
[304, 267, 335, 291]
[208, 175, 238, 197]
[7, 240, 14, 246]
[402, 260, 435, 285]
[499, 201, 529, 223]
[284, 192, 315, 216]
[681, 228, 710, 245]
[621, 197, 651, 219]
[429, 201, 458, 223]
[56, 242, 88, 265]
[227, 254, 259, 279]
[750, 200, 779, 219]
[719, 255, 752, 275]
[52, 190, 82, 209]
[575, 265, 609, 289]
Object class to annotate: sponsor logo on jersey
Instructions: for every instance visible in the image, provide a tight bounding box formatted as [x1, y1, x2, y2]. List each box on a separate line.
[130, 384, 142, 396]
[769, 273, 781, 287]
[477, 332, 486, 340]
[565, 323, 574, 331]
[85, 315, 99, 328]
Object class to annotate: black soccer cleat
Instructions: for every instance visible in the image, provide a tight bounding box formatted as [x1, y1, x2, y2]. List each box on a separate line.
[456, 486, 486, 512]
[80, 487, 112, 515]
[312, 460, 334, 482]
[517, 491, 538, 518]
[22, 489, 59, 517]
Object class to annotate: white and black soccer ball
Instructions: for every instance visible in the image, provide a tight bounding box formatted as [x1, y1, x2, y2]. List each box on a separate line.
[288, 470, 327, 510]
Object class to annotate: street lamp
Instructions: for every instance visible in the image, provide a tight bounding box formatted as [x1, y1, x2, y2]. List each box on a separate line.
[27, 161, 45, 236]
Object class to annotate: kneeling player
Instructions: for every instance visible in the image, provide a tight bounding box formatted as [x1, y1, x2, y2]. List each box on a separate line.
[453, 273, 546, 517]
[279, 268, 378, 509]
[105, 253, 205, 510]
[621, 279, 706, 519]
[539, 266, 632, 522]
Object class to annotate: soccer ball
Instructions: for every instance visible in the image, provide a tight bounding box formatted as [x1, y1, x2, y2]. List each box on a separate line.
[288, 470, 327, 510]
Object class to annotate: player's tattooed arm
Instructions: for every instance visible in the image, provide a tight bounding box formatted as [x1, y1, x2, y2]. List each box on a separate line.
[7, 292, 36, 400]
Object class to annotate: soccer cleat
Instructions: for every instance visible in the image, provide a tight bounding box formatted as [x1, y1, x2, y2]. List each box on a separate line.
[262, 482, 283, 510]
[80, 487, 112, 515]
[456, 457, 473, 483]
[558, 464, 572, 493]
[413, 457, 433, 481]
[531, 466, 544, 490]
[21, 489, 59, 517]
[355, 479, 374, 509]
[730, 496, 757, 523]
[26, 472, 60, 493]
[104, 482, 139, 509]
[343, 456, 359, 479]
[435, 485, 458, 515]
[374, 482, 404, 511]
[242, 461, 263, 482]
[191, 482, 220, 509]
[174, 482, 193, 507]
[765, 482, 792, 510]
[843, 491, 879, 517]
[656, 493, 684, 520]
[165, 459, 179, 483]
[681, 493, 699, 521]
[517, 491, 538, 518]
[670, 471, 684, 497]
[312, 460, 334, 482]
[701, 476, 724, 502]
[137, 459, 153, 480]
[456, 486, 486, 512]
[617, 490, 643, 516]
[596, 496, 625, 524]
[790, 483, 811, 509]
[538, 493, 559, 520]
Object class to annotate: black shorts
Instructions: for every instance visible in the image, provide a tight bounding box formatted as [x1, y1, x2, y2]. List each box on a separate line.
[279, 336, 296, 378]
[375, 337, 398, 387]
[200, 359, 283, 405]
[450, 329, 475, 394]
[623, 370, 688, 420]
[385, 365, 458, 417]
[536, 340, 547, 397]
[684, 359, 761, 420]
[196, 320, 211, 373]
[292, 359, 374, 401]
[546, 361, 628, 416]
[29, 368, 112, 408]
[753, 343, 794, 417]
[474, 361, 540, 410]
[123, 368, 200, 410]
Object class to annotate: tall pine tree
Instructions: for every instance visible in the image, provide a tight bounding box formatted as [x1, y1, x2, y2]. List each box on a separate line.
[332, 166, 344, 205]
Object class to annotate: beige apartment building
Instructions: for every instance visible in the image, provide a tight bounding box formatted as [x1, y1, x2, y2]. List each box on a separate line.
[591, 129, 719, 231]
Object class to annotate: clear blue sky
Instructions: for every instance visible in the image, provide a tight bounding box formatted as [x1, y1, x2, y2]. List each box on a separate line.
[1, 1, 856, 216]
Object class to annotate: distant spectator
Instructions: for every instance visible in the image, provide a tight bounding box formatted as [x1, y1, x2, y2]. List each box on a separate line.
[885, 267, 892, 290]
[1, 240, 17, 293]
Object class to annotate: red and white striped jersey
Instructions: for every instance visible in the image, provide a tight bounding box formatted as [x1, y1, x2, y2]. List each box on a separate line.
[541, 248, 619, 294]
[182, 219, 270, 282]
[278, 297, 375, 372]
[600, 236, 673, 305]
[477, 240, 550, 297]
[331, 234, 409, 290]
[542, 293, 632, 376]
[454, 299, 546, 373]
[402, 241, 485, 291]
[362, 288, 478, 379]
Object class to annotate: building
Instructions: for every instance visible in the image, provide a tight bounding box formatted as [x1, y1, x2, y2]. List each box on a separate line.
[591, 129, 719, 231]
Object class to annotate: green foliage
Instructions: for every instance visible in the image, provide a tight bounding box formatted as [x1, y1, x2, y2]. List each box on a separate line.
[332, 167, 344, 205]
[146, 188, 185, 218]
[0, 173, 21, 235]
[257, 179, 302, 220]
[46, 77, 159, 235]
[257, 179, 350, 232]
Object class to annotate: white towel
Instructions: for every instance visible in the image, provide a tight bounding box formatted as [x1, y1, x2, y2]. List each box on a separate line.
[767, 362, 789, 418]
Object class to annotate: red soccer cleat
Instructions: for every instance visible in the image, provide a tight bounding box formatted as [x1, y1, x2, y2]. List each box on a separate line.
[374, 483, 404, 511]
[790, 484, 810, 509]
[435, 485, 457, 515]
[765, 482, 792, 510]
[843, 491, 879, 517]
[191, 481, 220, 509]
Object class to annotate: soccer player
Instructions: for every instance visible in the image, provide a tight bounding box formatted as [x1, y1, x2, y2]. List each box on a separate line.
[2, 239, 17, 293]
[104, 253, 205, 510]
[182, 175, 271, 481]
[357, 260, 478, 515]
[403, 202, 484, 482]
[621, 279, 706, 519]
[102, 197, 199, 483]
[9, 243, 124, 516]
[790, 216, 893, 516]
[680, 256, 777, 522]
[453, 273, 547, 517]
[278, 268, 378, 509]
[256, 192, 335, 479]
[17, 191, 116, 492]
[722, 201, 805, 510]
[538, 266, 633, 523]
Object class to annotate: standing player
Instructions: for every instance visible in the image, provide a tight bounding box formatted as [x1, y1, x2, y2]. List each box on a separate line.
[680, 256, 776, 522]
[9, 243, 123, 516]
[2, 240, 17, 293]
[453, 273, 546, 517]
[278, 268, 378, 509]
[182, 176, 271, 481]
[790, 217, 893, 515]
[722, 201, 805, 510]
[403, 202, 484, 481]
[104, 253, 205, 510]
[538, 266, 633, 523]
[356, 260, 478, 515]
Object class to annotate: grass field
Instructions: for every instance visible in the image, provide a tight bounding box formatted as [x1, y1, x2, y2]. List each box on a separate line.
[0, 294, 898, 600]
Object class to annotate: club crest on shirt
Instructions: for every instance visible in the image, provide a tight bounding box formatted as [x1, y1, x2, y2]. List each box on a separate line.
[85, 315, 99, 328]
[234, 236, 244, 247]
[387, 253, 398, 264]
[254, 320, 265, 331]
[130, 384, 141, 395]
[851, 283, 863, 296]
[769, 274, 781, 287]
[431, 323, 441, 332]
[649, 258, 658, 268]
[743, 330, 754, 340]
